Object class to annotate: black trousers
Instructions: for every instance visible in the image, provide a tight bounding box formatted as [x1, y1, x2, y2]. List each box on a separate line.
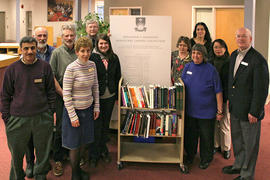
[184, 116, 215, 163]
[52, 94, 68, 162]
[89, 96, 116, 160]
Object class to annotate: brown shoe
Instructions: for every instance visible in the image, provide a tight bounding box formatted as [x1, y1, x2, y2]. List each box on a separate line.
[80, 158, 86, 167]
[53, 161, 63, 176]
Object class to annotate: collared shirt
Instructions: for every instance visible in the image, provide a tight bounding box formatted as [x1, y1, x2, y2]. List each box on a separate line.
[36, 44, 55, 63]
[234, 45, 251, 76]
[37, 46, 48, 61]
[21, 58, 38, 64]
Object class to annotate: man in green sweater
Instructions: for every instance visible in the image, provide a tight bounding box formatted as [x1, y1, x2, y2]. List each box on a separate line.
[49, 24, 77, 177]
[1, 36, 56, 180]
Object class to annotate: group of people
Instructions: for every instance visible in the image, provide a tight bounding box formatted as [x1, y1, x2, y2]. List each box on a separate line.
[0, 18, 269, 180]
[172, 22, 269, 180]
[1, 19, 121, 180]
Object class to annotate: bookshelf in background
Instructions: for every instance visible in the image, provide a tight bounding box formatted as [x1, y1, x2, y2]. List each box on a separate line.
[117, 77, 187, 173]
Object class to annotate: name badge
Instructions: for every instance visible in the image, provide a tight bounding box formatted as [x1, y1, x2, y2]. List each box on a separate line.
[187, 71, 192, 75]
[34, 78, 42, 83]
[88, 68, 94, 72]
[241, 61, 248, 66]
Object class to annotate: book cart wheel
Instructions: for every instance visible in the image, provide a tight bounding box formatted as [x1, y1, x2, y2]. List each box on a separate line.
[179, 163, 189, 174]
[117, 162, 123, 170]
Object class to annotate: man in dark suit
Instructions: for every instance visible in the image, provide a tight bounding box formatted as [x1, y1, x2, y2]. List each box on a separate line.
[222, 27, 269, 180]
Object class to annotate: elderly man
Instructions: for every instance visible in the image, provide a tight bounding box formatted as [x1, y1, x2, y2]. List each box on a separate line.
[24, 26, 56, 178]
[222, 27, 269, 180]
[86, 19, 99, 49]
[1, 36, 56, 180]
[50, 24, 77, 177]
[34, 27, 55, 62]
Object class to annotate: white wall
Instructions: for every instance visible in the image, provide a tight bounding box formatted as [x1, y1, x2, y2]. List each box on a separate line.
[0, 0, 94, 43]
[0, 0, 16, 42]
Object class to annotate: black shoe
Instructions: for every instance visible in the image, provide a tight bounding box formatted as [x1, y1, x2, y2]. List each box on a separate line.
[101, 153, 111, 163]
[213, 147, 221, 154]
[183, 155, 194, 165]
[25, 163, 34, 178]
[80, 170, 90, 180]
[222, 165, 241, 174]
[223, 150, 231, 159]
[89, 159, 98, 168]
[199, 161, 210, 169]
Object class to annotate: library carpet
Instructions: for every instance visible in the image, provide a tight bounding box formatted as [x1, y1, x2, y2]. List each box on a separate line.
[0, 103, 269, 180]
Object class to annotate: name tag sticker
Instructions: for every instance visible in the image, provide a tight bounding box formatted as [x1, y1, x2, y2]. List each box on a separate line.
[34, 78, 42, 83]
[187, 71, 192, 75]
[241, 61, 248, 66]
[88, 68, 94, 72]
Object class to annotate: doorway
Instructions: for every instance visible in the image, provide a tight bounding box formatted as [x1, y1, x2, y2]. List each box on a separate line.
[192, 6, 244, 54]
[0, 12, 6, 42]
[26, 11, 32, 36]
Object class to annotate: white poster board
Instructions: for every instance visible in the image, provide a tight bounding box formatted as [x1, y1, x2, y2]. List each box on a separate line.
[110, 15, 172, 86]
[109, 16, 172, 127]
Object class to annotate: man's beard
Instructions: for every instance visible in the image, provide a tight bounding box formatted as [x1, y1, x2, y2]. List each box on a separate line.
[37, 42, 47, 49]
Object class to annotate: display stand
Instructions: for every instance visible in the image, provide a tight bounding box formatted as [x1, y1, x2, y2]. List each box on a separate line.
[117, 77, 188, 173]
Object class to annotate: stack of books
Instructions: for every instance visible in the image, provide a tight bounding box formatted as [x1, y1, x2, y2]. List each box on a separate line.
[121, 83, 183, 111]
[121, 111, 181, 138]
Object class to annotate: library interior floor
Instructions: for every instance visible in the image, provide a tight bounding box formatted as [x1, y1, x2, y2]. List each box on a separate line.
[0, 103, 269, 180]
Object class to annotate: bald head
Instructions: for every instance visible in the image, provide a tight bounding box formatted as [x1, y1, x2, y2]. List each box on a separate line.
[34, 27, 48, 49]
[236, 27, 252, 51]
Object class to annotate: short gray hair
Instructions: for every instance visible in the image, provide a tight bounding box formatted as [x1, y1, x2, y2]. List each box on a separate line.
[192, 44, 208, 62]
[61, 24, 76, 36]
[85, 19, 99, 27]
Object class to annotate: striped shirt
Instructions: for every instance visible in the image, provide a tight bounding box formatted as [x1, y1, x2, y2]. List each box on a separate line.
[63, 59, 100, 122]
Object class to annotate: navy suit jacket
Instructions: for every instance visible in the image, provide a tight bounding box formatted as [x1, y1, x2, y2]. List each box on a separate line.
[228, 47, 269, 121]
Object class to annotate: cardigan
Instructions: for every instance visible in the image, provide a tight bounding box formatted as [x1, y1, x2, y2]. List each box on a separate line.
[90, 52, 121, 99]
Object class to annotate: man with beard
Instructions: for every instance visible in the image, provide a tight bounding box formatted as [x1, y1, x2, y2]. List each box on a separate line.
[50, 24, 77, 177]
[24, 27, 56, 178]
[34, 27, 55, 63]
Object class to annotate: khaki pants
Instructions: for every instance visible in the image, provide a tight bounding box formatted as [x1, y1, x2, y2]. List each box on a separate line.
[5, 111, 53, 180]
[214, 103, 231, 151]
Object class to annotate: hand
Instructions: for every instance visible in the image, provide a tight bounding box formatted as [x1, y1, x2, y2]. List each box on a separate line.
[94, 111, 100, 120]
[216, 114, 223, 121]
[248, 113, 258, 124]
[53, 112, 56, 126]
[71, 119, 80, 127]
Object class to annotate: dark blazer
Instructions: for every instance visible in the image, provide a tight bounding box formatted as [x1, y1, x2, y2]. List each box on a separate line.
[228, 47, 269, 121]
[90, 53, 121, 99]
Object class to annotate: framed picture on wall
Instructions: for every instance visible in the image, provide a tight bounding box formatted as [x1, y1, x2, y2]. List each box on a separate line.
[47, 0, 73, 22]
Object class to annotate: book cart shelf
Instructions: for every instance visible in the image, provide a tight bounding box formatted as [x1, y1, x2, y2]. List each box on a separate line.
[117, 77, 188, 173]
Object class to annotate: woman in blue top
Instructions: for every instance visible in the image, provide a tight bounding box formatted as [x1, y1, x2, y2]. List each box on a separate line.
[181, 44, 223, 170]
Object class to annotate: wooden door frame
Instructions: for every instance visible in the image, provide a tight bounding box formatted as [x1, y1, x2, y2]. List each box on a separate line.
[191, 6, 244, 40]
